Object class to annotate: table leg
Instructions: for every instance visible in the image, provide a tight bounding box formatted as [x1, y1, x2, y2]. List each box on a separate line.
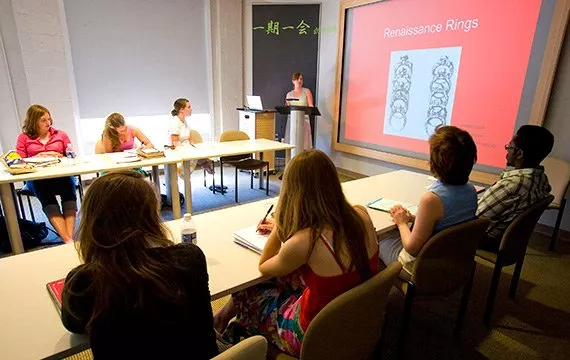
[167, 163, 181, 219]
[151, 165, 160, 196]
[0, 183, 24, 254]
[259, 152, 264, 189]
[182, 161, 192, 214]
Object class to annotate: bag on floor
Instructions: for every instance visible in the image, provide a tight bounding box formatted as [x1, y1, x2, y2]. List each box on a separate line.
[0, 216, 48, 253]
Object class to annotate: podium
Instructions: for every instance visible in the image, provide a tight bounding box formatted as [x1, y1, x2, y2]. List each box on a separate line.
[237, 108, 277, 171]
[275, 105, 321, 158]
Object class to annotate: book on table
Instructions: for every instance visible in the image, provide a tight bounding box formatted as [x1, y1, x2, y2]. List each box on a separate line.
[367, 197, 418, 215]
[46, 278, 65, 313]
[233, 226, 269, 254]
[136, 147, 165, 158]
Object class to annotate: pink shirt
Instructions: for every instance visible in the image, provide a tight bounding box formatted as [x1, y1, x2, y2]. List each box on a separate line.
[16, 127, 72, 158]
[119, 126, 135, 151]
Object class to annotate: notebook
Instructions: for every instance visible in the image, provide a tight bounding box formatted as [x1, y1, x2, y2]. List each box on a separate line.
[367, 198, 418, 215]
[46, 278, 65, 313]
[233, 226, 269, 254]
[246, 95, 264, 111]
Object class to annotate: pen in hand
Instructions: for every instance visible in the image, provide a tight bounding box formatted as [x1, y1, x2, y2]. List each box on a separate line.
[257, 204, 274, 233]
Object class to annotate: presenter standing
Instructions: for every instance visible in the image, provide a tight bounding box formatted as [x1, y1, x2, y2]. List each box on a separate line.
[285, 72, 314, 150]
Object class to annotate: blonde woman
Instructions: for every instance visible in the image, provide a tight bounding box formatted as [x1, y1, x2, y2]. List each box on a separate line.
[213, 150, 379, 357]
[61, 171, 219, 359]
[15, 105, 77, 243]
[101, 112, 153, 152]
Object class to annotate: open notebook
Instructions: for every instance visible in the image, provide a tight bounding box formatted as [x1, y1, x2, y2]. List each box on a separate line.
[46, 278, 65, 313]
[367, 198, 418, 215]
[233, 226, 269, 254]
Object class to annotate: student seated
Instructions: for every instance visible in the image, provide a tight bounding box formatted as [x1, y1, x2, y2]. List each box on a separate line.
[477, 125, 554, 251]
[379, 126, 478, 270]
[16, 104, 78, 243]
[101, 112, 153, 152]
[213, 149, 380, 357]
[61, 171, 218, 359]
[170, 98, 214, 174]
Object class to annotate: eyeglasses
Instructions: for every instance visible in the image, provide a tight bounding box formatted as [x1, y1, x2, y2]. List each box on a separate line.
[504, 144, 517, 151]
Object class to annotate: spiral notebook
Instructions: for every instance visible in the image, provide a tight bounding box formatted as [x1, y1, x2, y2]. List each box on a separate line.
[233, 226, 269, 254]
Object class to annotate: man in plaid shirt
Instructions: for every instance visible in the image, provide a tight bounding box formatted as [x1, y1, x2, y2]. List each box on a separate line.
[477, 125, 554, 251]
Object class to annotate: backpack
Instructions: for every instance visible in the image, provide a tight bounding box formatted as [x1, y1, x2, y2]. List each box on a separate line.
[0, 216, 48, 253]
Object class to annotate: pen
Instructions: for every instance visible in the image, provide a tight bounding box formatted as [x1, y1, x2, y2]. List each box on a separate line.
[260, 204, 274, 224]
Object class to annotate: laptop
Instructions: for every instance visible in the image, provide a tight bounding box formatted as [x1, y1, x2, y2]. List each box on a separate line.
[246, 95, 264, 111]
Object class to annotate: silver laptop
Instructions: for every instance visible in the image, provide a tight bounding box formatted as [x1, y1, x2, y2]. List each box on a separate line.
[246, 95, 264, 111]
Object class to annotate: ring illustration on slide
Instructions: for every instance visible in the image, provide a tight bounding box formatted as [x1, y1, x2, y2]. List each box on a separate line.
[425, 56, 454, 135]
[388, 55, 413, 131]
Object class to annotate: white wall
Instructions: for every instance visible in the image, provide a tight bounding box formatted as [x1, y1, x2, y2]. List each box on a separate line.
[62, 0, 211, 119]
[0, 0, 79, 151]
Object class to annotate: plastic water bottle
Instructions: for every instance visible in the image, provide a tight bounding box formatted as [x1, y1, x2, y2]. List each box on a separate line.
[181, 213, 197, 245]
[65, 144, 76, 165]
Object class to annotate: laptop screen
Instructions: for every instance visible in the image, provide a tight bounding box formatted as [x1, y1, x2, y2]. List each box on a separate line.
[246, 95, 263, 111]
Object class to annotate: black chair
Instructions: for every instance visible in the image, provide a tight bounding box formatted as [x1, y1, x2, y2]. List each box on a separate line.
[218, 130, 269, 203]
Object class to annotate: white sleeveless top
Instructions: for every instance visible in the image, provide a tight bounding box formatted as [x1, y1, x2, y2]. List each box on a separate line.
[287, 88, 309, 106]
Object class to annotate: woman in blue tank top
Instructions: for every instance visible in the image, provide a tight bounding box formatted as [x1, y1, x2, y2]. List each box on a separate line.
[379, 126, 478, 270]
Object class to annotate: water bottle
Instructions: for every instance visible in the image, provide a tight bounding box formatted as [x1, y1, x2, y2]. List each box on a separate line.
[65, 143, 76, 165]
[180, 213, 197, 245]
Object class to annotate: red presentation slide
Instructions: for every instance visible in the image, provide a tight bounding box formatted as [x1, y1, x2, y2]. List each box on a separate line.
[342, 0, 543, 168]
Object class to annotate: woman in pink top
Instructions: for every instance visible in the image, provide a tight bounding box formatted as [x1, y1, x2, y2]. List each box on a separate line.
[213, 150, 379, 357]
[101, 113, 153, 152]
[15, 105, 77, 243]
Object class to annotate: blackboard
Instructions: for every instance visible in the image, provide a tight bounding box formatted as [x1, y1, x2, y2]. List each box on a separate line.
[252, 4, 320, 144]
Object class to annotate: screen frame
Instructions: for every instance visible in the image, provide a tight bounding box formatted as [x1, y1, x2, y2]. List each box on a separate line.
[332, 0, 570, 184]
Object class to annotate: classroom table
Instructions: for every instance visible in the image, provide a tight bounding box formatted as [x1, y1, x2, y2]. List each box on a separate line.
[0, 139, 295, 255]
[0, 169, 438, 360]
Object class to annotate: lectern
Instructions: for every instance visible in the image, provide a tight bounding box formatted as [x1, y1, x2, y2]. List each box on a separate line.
[237, 108, 277, 171]
[275, 105, 321, 158]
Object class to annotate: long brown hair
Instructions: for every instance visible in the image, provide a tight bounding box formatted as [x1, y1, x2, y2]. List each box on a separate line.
[171, 98, 189, 116]
[66, 171, 182, 332]
[22, 104, 52, 138]
[102, 113, 125, 152]
[275, 150, 372, 280]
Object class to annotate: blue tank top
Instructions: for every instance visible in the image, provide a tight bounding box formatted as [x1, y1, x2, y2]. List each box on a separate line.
[430, 180, 477, 232]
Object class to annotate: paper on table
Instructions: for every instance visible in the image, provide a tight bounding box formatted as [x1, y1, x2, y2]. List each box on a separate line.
[108, 152, 141, 163]
[233, 226, 269, 254]
[367, 198, 418, 215]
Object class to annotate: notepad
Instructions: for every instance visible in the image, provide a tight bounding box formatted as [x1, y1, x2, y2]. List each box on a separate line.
[233, 226, 269, 254]
[46, 278, 65, 313]
[367, 198, 418, 215]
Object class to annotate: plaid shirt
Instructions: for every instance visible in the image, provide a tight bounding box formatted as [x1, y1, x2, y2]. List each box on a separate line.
[477, 167, 551, 240]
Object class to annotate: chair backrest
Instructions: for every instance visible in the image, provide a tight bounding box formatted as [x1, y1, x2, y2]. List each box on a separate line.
[94, 140, 105, 154]
[542, 157, 570, 209]
[190, 129, 204, 144]
[300, 262, 402, 360]
[498, 194, 554, 265]
[410, 218, 490, 295]
[212, 335, 267, 360]
[219, 130, 251, 162]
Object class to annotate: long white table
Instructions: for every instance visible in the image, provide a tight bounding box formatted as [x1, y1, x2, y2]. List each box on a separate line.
[0, 139, 295, 255]
[0, 170, 433, 360]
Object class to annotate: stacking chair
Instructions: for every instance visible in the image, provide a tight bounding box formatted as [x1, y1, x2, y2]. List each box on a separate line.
[189, 129, 215, 190]
[218, 130, 269, 203]
[393, 218, 490, 358]
[213, 335, 267, 360]
[477, 195, 554, 327]
[541, 157, 570, 251]
[274, 262, 402, 360]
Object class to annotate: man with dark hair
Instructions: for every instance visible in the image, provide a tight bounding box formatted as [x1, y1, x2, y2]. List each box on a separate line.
[477, 125, 554, 251]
